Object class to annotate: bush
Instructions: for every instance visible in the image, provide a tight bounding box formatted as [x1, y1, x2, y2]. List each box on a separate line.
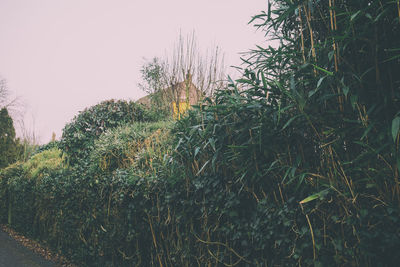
[0, 120, 176, 266]
[89, 121, 173, 173]
[23, 148, 64, 179]
[32, 140, 60, 156]
[0, 148, 65, 233]
[59, 99, 152, 165]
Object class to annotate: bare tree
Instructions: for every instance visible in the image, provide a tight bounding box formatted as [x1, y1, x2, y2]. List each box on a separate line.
[0, 77, 10, 108]
[0, 76, 23, 118]
[163, 32, 226, 99]
[139, 32, 227, 116]
[0, 75, 39, 149]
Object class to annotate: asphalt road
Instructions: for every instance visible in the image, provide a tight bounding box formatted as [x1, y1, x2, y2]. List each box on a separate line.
[0, 229, 56, 267]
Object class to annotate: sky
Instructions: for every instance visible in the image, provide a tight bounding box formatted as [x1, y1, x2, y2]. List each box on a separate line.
[0, 0, 268, 144]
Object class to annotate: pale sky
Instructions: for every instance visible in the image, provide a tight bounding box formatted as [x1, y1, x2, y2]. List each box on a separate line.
[0, 0, 268, 144]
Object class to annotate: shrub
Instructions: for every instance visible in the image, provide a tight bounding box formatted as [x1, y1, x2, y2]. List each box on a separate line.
[0, 148, 65, 233]
[22, 148, 64, 179]
[89, 121, 173, 173]
[59, 99, 151, 165]
[32, 140, 60, 156]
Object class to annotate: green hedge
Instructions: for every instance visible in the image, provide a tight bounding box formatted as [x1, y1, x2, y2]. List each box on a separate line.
[1, 111, 399, 266]
[1, 1, 400, 266]
[0, 122, 179, 266]
[59, 99, 153, 166]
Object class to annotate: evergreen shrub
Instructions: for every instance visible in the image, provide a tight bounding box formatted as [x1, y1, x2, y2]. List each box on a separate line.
[59, 99, 153, 165]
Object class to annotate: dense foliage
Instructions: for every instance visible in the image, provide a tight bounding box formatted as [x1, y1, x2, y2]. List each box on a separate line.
[0, 121, 174, 265]
[59, 99, 151, 165]
[1, 1, 399, 266]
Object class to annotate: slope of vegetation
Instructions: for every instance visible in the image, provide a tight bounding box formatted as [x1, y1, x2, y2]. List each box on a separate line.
[1, 1, 399, 266]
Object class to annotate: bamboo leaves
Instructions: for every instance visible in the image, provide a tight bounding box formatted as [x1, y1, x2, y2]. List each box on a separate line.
[392, 114, 400, 142]
[299, 189, 330, 204]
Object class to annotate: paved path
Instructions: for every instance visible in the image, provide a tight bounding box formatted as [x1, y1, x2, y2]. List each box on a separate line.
[0, 229, 56, 267]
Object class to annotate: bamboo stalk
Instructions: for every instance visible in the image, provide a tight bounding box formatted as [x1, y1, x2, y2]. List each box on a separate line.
[394, 135, 400, 202]
[298, 7, 306, 63]
[329, 0, 339, 72]
[7, 192, 12, 225]
[300, 204, 316, 260]
[303, 4, 316, 62]
[398, 0, 400, 23]
[333, 0, 339, 64]
[147, 213, 163, 267]
[330, 146, 355, 199]
[193, 232, 250, 265]
[329, 0, 344, 111]
[329, 0, 334, 31]
[278, 183, 285, 204]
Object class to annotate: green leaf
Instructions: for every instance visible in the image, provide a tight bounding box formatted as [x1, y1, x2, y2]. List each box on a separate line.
[309, 77, 326, 98]
[343, 86, 349, 97]
[312, 64, 334, 75]
[299, 193, 319, 204]
[267, 0, 271, 21]
[350, 95, 358, 110]
[194, 147, 200, 158]
[261, 72, 267, 90]
[290, 74, 296, 91]
[282, 115, 301, 131]
[360, 122, 375, 140]
[317, 76, 325, 88]
[196, 160, 210, 176]
[328, 50, 335, 61]
[209, 138, 216, 151]
[308, 89, 317, 98]
[397, 158, 400, 174]
[351, 10, 361, 21]
[392, 116, 400, 142]
[300, 189, 329, 204]
[236, 78, 253, 85]
[382, 54, 400, 63]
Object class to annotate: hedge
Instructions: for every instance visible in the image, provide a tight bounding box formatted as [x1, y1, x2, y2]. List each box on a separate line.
[1, 0, 400, 266]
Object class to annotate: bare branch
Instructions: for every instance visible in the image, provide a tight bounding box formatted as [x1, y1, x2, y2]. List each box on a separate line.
[138, 32, 228, 116]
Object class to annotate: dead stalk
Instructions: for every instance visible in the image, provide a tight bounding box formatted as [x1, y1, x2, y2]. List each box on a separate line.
[300, 204, 316, 260]
[398, 0, 400, 22]
[298, 7, 306, 63]
[302, 5, 316, 62]
[147, 213, 163, 267]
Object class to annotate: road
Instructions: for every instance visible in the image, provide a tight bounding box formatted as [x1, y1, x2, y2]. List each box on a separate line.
[0, 229, 56, 267]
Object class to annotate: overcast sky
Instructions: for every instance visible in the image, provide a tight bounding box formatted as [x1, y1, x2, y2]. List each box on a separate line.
[0, 0, 268, 144]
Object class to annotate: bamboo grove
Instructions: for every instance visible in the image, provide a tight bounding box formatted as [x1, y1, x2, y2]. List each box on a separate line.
[0, 1, 399, 266]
